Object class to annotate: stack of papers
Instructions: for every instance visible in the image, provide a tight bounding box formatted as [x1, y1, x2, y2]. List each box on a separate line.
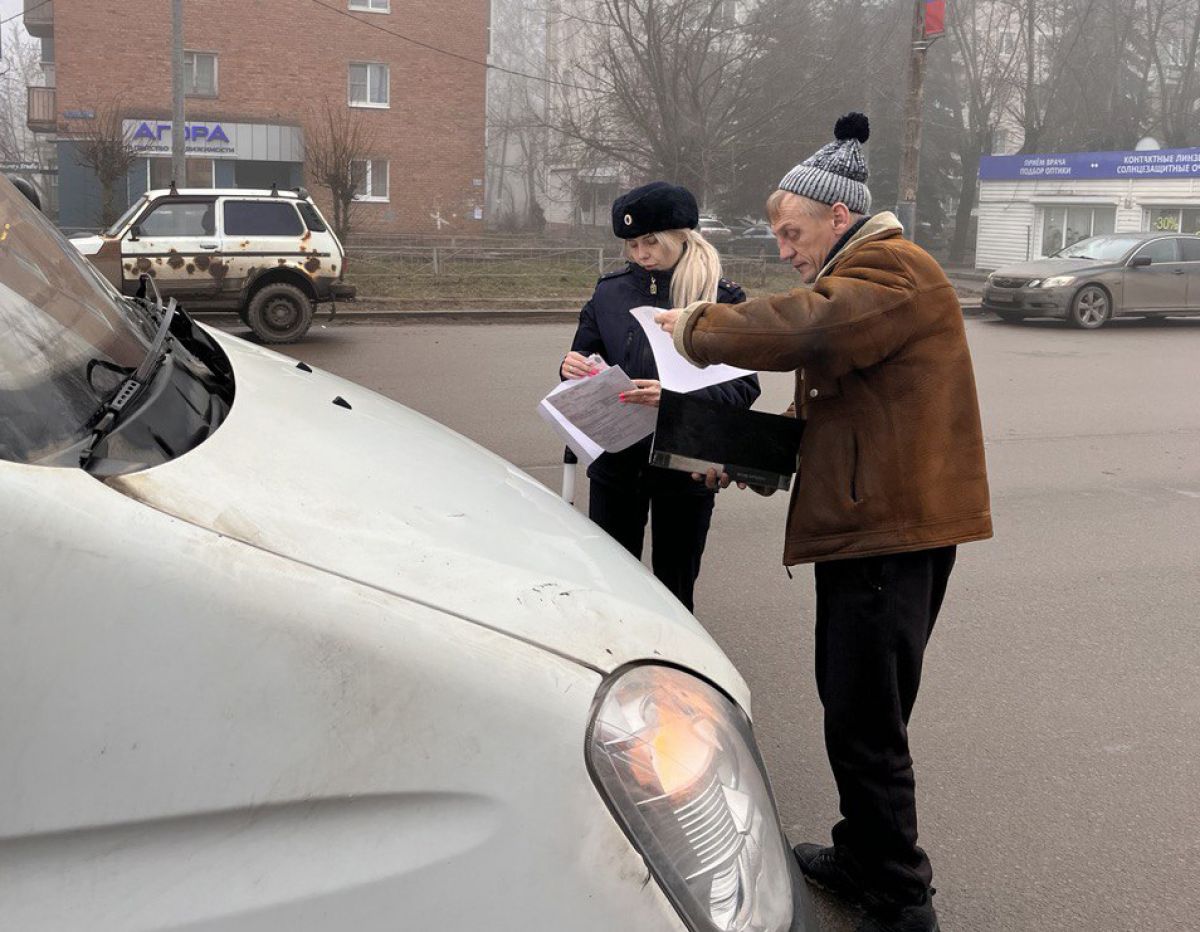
[538, 366, 657, 464]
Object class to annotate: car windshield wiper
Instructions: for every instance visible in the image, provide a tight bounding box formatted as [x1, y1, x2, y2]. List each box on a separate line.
[79, 277, 177, 469]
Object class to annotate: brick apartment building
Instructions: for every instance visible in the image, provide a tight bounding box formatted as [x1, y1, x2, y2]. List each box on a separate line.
[24, 0, 488, 234]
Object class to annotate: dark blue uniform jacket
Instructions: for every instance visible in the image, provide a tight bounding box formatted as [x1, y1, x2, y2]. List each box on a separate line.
[567, 262, 760, 488]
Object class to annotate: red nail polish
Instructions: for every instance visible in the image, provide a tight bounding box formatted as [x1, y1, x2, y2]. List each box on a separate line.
[619, 394, 626, 402]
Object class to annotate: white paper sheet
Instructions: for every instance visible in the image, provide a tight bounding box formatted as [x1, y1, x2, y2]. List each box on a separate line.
[537, 365, 657, 464]
[629, 306, 755, 393]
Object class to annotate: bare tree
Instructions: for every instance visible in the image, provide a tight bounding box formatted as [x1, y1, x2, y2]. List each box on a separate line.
[486, 0, 553, 231]
[303, 98, 379, 243]
[946, 0, 1024, 261]
[546, 0, 814, 206]
[71, 99, 140, 227]
[1146, 0, 1200, 146]
[0, 31, 45, 167]
[1007, 0, 1101, 153]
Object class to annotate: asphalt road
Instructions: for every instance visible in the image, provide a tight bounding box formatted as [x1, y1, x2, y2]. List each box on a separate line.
[223, 314, 1200, 932]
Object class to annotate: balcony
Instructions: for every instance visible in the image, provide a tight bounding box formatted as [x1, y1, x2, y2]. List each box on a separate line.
[24, 0, 54, 38]
[27, 85, 56, 133]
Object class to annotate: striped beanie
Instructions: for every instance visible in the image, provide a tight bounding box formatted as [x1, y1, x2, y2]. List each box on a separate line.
[778, 113, 872, 214]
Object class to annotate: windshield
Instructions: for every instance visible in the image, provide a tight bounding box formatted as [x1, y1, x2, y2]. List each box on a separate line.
[0, 176, 151, 464]
[1053, 236, 1143, 261]
[104, 196, 146, 238]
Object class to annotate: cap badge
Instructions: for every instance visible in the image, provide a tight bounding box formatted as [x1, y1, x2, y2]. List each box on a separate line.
[624, 213, 633, 226]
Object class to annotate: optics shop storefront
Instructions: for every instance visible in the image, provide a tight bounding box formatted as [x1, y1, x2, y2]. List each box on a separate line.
[975, 147, 1200, 270]
[57, 118, 305, 229]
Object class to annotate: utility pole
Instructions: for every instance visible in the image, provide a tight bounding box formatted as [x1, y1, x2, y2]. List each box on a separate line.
[171, 0, 186, 186]
[897, 0, 931, 239]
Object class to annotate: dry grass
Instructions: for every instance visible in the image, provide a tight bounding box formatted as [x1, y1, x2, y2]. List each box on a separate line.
[344, 252, 780, 303]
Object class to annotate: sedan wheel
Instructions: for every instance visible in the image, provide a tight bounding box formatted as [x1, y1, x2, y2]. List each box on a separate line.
[1069, 285, 1111, 330]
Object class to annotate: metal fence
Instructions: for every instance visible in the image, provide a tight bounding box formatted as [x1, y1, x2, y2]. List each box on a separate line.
[345, 244, 770, 291]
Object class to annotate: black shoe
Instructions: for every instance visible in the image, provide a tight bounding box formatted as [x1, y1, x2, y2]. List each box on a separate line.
[792, 842, 872, 907]
[855, 897, 939, 932]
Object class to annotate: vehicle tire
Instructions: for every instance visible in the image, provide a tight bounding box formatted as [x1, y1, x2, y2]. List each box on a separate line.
[245, 283, 314, 344]
[1068, 284, 1111, 330]
[994, 310, 1025, 323]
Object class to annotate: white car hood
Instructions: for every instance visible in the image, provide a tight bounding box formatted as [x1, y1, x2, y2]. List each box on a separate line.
[108, 329, 749, 708]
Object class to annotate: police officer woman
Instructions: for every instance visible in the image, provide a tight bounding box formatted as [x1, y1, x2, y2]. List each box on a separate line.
[559, 182, 759, 611]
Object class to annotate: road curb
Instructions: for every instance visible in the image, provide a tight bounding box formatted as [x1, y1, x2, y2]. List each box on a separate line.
[196, 302, 987, 326]
[192, 308, 582, 326]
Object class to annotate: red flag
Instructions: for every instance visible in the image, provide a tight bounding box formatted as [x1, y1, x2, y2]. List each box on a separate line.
[925, 0, 945, 38]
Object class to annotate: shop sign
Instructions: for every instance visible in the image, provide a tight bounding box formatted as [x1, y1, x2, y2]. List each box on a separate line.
[981, 148, 1200, 181]
[121, 119, 304, 162]
[126, 120, 236, 156]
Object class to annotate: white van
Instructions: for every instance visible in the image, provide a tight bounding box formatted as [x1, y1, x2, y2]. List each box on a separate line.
[71, 187, 354, 344]
[0, 176, 812, 930]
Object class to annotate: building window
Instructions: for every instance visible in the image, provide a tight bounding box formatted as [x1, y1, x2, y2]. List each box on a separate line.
[184, 51, 218, 97]
[148, 157, 215, 190]
[1148, 207, 1200, 235]
[224, 200, 305, 236]
[349, 0, 390, 10]
[349, 63, 389, 107]
[1039, 205, 1116, 256]
[351, 159, 389, 201]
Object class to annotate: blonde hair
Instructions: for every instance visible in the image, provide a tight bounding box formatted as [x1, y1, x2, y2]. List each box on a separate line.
[624, 228, 722, 306]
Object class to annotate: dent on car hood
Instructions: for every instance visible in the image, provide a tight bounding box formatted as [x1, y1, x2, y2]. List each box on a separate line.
[106, 328, 749, 707]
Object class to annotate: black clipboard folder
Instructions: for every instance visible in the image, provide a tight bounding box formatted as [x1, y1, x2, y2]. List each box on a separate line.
[650, 389, 805, 491]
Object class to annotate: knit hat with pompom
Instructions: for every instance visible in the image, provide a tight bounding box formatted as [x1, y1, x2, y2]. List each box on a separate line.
[778, 113, 872, 214]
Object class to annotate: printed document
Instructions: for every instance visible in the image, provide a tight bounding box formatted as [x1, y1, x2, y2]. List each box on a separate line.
[538, 366, 657, 464]
[629, 306, 754, 393]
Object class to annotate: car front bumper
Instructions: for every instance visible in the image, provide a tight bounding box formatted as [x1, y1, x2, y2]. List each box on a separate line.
[982, 285, 1074, 317]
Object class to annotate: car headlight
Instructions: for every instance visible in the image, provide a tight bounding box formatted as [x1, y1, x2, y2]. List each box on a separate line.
[1026, 279, 1042, 288]
[1040, 275, 1076, 288]
[587, 665, 793, 932]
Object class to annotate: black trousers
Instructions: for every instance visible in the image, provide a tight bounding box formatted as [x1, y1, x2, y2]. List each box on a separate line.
[588, 477, 715, 611]
[813, 545, 957, 906]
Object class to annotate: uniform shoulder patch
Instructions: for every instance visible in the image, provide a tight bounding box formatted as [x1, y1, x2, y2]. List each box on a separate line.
[597, 266, 633, 284]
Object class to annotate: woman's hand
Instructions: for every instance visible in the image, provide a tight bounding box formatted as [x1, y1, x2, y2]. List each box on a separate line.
[561, 351, 601, 380]
[620, 379, 662, 407]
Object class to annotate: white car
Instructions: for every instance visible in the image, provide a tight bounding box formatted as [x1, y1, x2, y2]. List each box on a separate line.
[699, 216, 734, 243]
[70, 187, 355, 344]
[0, 176, 812, 930]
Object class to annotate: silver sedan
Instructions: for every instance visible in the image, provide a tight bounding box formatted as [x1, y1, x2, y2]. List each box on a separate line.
[982, 233, 1200, 329]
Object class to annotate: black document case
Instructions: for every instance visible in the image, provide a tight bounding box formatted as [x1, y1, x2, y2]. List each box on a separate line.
[650, 390, 804, 491]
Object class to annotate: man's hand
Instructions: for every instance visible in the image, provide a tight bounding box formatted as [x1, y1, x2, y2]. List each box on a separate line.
[691, 467, 745, 491]
[655, 309, 682, 336]
[690, 468, 777, 495]
[620, 379, 661, 407]
[561, 351, 601, 380]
